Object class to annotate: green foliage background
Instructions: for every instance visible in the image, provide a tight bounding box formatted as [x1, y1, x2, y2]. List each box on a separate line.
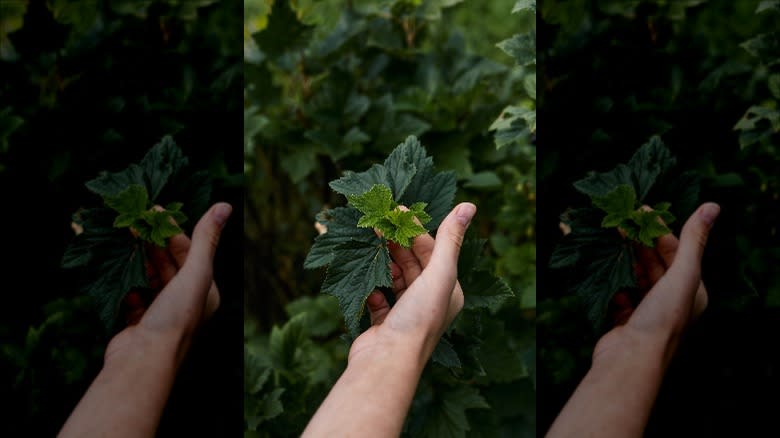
[0, 0, 243, 435]
[538, 0, 780, 435]
[243, 0, 536, 436]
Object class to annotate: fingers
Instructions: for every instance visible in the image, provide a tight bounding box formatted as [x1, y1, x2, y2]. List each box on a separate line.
[636, 245, 665, 285]
[410, 230, 435, 268]
[388, 241, 422, 294]
[124, 291, 146, 325]
[627, 203, 719, 336]
[148, 244, 179, 284]
[655, 233, 679, 268]
[612, 291, 634, 326]
[425, 203, 476, 289]
[367, 290, 391, 325]
[139, 203, 231, 335]
[667, 203, 719, 284]
[391, 262, 407, 295]
[180, 203, 232, 280]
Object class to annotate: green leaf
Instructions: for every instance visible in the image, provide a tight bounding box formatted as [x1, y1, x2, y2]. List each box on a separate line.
[322, 239, 392, 337]
[459, 239, 515, 313]
[757, 1, 780, 14]
[347, 184, 431, 247]
[626, 136, 676, 200]
[304, 208, 374, 269]
[139, 136, 188, 200]
[269, 313, 309, 370]
[349, 184, 397, 226]
[633, 209, 673, 247]
[104, 185, 149, 220]
[253, 0, 313, 58]
[431, 337, 462, 368]
[512, 0, 536, 13]
[592, 184, 637, 228]
[496, 30, 536, 67]
[574, 135, 675, 201]
[550, 209, 637, 329]
[61, 209, 148, 330]
[285, 295, 343, 338]
[416, 385, 490, 438]
[740, 32, 780, 66]
[245, 387, 285, 431]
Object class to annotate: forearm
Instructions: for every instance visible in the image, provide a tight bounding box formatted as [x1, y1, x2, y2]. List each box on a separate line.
[547, 333, 673, 438]
[303, 340, 426, 437]
[59, 335, 182, 438]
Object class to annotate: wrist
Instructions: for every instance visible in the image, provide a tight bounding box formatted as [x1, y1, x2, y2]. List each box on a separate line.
[349, 327, 429, 375]
[103, 326, 185, 374]
[592, 325, 673, 375]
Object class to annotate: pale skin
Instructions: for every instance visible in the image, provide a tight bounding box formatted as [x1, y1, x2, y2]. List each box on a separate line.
[547, 202, 720, 438]
[302, 202, 477, 438]
[59, 202, 232, 438]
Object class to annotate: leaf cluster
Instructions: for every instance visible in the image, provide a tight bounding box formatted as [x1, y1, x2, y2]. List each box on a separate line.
[61, 137, 212, 330]
[347, 184, 432, 248]
[550, 136, 698, 329]
[304, 136, 458, 336]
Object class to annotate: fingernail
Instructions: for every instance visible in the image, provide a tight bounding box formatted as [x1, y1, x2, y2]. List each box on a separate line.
[213, 203, 232, 227]
[456, 203, 476, 226]
[699, 203, 720, 226]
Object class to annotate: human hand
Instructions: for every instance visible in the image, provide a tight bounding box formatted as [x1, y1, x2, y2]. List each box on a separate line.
[594, 202, 719, 364]
[105, 202, 232, 368]
[348, 202, 476, 365]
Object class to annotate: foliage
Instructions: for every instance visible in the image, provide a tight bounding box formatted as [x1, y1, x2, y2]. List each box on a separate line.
[61, 137, 211, 330]
[244, 0, 536, 436]
[538, 0, 780, 434]
[348, 184, 432, 248]
[0, 1, 242, 435]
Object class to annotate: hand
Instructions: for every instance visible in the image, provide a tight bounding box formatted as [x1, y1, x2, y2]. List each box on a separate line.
[59, 202, 232, 438]
[303, 202, 476, 438]
[105, 202, 231, 368]
[123, 208, 220, 327]
[349, 202, 476, 364]
[547, 202, 720, 438]
[594, 202, 719, 364]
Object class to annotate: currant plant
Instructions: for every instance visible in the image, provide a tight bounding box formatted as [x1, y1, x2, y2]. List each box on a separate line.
[61, 136, 212, 331]
[550, 136, 700, 329]
[304, 136, 513, 344]
[245, 1, 536, 436]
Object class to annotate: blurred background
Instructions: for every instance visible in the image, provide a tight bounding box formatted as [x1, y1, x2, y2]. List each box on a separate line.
[538, 0, 780, 435]
[243, 0, 536, 436]
[0, 0, 243, 435]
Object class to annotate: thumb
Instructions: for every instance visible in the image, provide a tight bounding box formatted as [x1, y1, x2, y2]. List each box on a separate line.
[182, 203, 232, 277]
[669, 202, 719, 280]
[427, 203, 476, 283]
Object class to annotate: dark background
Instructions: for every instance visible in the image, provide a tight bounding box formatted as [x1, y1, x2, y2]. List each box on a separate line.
[0, 0, 243, 435]
[538, 0, 780, 435]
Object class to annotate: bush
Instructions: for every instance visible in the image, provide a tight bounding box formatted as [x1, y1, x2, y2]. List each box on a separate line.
[538, 0, 780, 435]
[244, 0, 536, 436]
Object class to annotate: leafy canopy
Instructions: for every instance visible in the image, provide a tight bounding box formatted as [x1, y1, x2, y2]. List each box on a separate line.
[62, 136, 211, 330]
